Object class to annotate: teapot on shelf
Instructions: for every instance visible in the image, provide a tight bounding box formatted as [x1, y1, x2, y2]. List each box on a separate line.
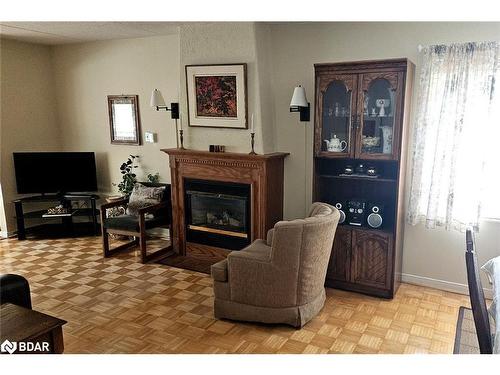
[324, 134, 347, 152]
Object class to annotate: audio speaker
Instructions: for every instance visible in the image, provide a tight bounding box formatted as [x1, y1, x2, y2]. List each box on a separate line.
[334, 202, 346, 224]
[367, 203, 384, 228]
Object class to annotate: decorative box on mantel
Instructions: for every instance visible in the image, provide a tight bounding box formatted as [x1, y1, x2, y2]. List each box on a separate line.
[161, 148, 289, 256]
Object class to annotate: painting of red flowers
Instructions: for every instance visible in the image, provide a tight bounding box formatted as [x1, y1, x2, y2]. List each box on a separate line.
[186, 64, 247, 129]
[195, 76, 237, 117]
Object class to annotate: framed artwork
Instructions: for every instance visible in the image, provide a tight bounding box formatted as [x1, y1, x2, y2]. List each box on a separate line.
[107, 95, 141, 145]
[185, 63, 247, 129]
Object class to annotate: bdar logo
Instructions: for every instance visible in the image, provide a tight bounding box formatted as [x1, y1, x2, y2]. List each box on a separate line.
[1, 339, 17, 354]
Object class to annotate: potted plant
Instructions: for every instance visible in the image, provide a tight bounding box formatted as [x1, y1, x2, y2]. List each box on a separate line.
[147, 173, 160, 184]
[113, 155, 139, 197]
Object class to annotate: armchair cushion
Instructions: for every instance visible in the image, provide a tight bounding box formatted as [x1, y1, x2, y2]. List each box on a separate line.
[126, 183, 166, 216]
[104, 214, 168, 232]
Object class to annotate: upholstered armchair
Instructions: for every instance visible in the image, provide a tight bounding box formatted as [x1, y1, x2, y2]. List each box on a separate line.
[211, 202, 340, 328]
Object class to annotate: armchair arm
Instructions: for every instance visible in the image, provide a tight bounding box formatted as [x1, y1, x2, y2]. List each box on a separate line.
[229, 242, 271, 263]
[137, 201, 168, 216]
[100, 198, 129, 210]
[227, 239, 298, 307]
[137, 201, 170, 231]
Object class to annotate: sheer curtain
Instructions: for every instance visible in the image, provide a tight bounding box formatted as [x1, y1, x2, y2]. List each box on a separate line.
[407, 41, 500, 231]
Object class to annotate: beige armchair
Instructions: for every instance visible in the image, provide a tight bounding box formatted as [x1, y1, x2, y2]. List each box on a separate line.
[211, 202, 340, 328]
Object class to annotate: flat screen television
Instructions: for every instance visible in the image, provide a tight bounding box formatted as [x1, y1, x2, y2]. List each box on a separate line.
[13, 152, 98, 194]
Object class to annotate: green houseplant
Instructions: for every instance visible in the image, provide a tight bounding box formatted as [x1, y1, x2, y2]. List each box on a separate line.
[113, 156, 161, 196]
[147, 173, 160, 184]
[114, 155, 139, 196]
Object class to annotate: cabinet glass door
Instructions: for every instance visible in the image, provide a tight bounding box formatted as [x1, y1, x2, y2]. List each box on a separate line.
[356, 72, 400, 159]
[317, 75, 357, 157]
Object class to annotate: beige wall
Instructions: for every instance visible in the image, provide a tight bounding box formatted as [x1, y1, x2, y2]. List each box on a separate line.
[267, 22, 500, 292]
[178, 23, 275, 154]
[52, 35, 180, 194]
[0, 39, 61, 234]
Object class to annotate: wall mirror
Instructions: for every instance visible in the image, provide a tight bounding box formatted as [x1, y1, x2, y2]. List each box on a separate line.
[107, 95, 141, 145]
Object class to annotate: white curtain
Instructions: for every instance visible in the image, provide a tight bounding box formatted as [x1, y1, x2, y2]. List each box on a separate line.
[407, 41, 500, 231]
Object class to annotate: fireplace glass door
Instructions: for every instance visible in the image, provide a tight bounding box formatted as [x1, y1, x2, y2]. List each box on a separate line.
[185, 179, 251, 250]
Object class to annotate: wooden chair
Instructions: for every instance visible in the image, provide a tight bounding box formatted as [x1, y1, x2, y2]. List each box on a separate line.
[465, 228, 493, 354]
[101, 182, 173, 264]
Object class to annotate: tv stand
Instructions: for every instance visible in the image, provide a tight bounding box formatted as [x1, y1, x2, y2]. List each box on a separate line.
[14, 194, 100, 240]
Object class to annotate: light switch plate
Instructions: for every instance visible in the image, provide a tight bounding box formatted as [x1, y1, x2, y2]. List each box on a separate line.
[144, 131, 156, 143]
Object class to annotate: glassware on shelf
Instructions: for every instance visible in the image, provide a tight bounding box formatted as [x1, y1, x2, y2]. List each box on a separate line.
[334, 102, 340, 117]
[321, 80, 352, 153]
[361, 77, 396, 155]
[381, 126, 393, 154]
[376, 99, 389, 117]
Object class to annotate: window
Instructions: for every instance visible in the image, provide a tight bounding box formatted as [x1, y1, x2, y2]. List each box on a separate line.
[408, 41, 500, 231]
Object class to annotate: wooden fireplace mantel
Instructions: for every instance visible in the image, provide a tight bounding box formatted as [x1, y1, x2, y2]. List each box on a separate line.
[161, 148, 289, 255]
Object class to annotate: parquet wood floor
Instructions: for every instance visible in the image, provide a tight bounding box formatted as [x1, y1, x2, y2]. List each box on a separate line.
[0, 236, 470, 354]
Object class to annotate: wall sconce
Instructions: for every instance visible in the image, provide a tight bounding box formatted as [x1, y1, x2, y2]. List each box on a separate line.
[150, 89, 180, 119]
[150, 89, 183, 148]
[289, 85, 310, 122]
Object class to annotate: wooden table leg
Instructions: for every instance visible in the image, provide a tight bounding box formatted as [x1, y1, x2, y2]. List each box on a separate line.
[50, 326, 65, 354]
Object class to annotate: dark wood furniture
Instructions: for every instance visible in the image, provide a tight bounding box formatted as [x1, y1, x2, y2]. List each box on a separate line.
[101, 183, 173, 264]
[14, 194, 99, 240]
[314, 59, 414, 298]
[0, 274, 32, 309]
[0, 303, 66, 354]
[465, 228, 493, 354]
[162, 149, 289, 258]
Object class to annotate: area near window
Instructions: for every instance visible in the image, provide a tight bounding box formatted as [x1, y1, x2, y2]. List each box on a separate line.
[408, 41, 500, 230]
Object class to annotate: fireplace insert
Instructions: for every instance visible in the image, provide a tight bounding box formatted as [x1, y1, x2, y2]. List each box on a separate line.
[184, 179, 251, 250]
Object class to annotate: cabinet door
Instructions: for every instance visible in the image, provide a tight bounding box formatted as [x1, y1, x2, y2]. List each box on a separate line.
[355, 71, 403, 160]
[327, 226, 351, 282]
[315, 74, 357, 158]
[351, 229, 392, 290]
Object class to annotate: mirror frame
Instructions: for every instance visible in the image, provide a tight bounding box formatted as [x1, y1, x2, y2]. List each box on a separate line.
[107, 95, 141, 145]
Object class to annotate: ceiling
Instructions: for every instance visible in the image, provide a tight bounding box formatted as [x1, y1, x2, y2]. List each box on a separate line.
[0, 22, 182, 45]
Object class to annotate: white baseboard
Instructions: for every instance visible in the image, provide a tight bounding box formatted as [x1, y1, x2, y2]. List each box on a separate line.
[402, 273, 493, 299]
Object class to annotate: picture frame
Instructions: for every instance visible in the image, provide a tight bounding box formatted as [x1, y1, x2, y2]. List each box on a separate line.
[107, 95, 141, 145]
[185, 63, 248, 129]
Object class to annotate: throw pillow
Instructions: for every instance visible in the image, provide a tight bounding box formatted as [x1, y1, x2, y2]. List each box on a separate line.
[126, 183, 165, 216]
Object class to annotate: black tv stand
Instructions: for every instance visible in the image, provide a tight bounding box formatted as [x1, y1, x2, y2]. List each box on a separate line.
[14, 193, 100, 240]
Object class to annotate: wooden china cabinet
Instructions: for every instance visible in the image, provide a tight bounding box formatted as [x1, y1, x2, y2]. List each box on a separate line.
[313, 59, 414, 298]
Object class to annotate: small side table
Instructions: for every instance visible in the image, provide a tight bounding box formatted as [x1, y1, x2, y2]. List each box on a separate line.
[0, 303, 67, 354]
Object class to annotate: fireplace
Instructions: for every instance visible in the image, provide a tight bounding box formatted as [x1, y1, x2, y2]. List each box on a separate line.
[162, 148, 288, 256]
[185, 179, 251, 250]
